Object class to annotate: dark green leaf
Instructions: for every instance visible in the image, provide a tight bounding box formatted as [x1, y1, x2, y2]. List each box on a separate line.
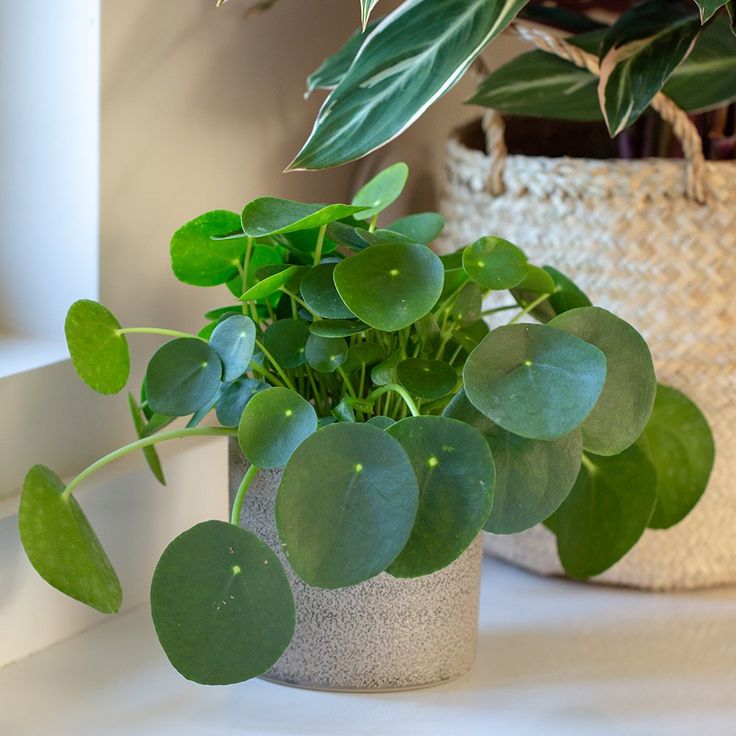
[414, 312, 440, 354]
[638, 384, 714, 529]
[549, 447, 657, 579]
[146, 339, 223, 416]
[64, 300, 130, 395]
[334, 243, 444, 331]
[351, 162, 409, 220]
[367, 415, 396, 429]
[216, 378, 269, 427]
[238, 387, 317, 468]
[449, 281, 483, 326]
[550, 307, 655, 455]
[150, 520, 295, 685]
[241, 198, 368, 237]
[170, 211, 244, 286]
[387, 212, 445, 245]
[209, 314, 256, 382]
[386, 416, 494, 577]
[342, 341, 386, 372]
[300, 263, 355, 319]
[694, 0, 729, 22]
[397, 358, 457, 400]
[305, 334, 348, 373]
[262, 319, 310, 369]
[128, 394, 165, 485]
[19, 466, 122, 613]
[370, 350, 402, 386]
[462, 236, 528, 290]
[545, 266, 592, 316]
[451, 319, 489, 353]
[599, 1, 701, 135]
[276, 423, 419, 588]
[309, 318, 371, 338]
[331, 397, 356, 422]
[290, 0, 527, 169]
[463, 324, 606, 441]
[515, 264, 556, 295]
[444, 391, 581, 534]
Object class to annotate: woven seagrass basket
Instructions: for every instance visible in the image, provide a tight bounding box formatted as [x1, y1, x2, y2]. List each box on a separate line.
[438, 23, 736, 591]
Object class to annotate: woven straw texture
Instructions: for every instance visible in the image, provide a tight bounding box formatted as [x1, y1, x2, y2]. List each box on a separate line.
[439, 127, 736, 590]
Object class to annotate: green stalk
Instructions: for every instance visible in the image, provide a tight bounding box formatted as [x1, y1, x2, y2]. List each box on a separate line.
[313, 224, 327, 266]
[509, 293, 551, 324]
[365, 383, 420, 418]
[62, 427, 237, 500]
[255, 339, 296, 391]
[230, 464, 258, 526]
[117, 327, 205, 342]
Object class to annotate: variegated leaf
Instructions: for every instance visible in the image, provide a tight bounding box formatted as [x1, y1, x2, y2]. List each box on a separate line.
[728, 0, 736, 36]
[290, 0, 528, 171]
[360, 0, 380, 29]
[598, 0, 701, 135]
[693, 0, 729, 22]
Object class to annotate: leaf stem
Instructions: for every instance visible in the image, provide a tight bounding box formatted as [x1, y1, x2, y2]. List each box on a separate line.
[254, 339, 296, 391]
[117, 327, 205, 342]
[365, 383, 420, 417]
[480, 304, 518, 316]
[62, 427, 237, 500]
[508, 293, 551, 324]
[230, 464, 258, 526]
[313, 224, 327, 266]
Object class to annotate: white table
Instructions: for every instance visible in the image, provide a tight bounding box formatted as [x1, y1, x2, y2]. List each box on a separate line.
[2, 558, 735, 736]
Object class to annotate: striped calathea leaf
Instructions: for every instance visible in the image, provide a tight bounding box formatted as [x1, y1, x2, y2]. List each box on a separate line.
[598, 0, 702, 135]
[471, 15, 736, 119]
[728, 1, 736, 35]
[360, 0, 380, 29]
[289, 0, 528, 170]
[694, 0, 730, 22]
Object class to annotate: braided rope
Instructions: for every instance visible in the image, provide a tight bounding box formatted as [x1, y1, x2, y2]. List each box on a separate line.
[483, 21, 707, 202]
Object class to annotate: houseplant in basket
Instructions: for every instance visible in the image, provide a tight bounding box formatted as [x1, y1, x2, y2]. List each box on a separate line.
[18, 165, 713, 688]
[267, 0, 736, 589]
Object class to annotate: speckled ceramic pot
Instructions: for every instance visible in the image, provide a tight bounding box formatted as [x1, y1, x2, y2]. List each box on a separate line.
[229, 440, 482, 692]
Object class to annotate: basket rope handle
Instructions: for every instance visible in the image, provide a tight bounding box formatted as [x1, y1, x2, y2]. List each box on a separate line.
[483, 21, 707, 202]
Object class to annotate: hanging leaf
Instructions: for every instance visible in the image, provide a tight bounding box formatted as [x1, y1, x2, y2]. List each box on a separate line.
[215, 378, 269, 427]
[276, 423, 419, 588]
[209, 314, 256, 382]
[170, 211, 244, 286]
[550, 307, 656, 456]
[387, 213, 445, 245]
[289, 0, 528, 170]
[598, 1, 701, 135]
[444, 391, 582, 534]
[397, 358, 457, 400]
[241, 197, 368, 237]
[19, 466, 122, 613]
[300, 263, 355, 319]
[127, 394, 166, 485]
[238, 387, 317, 468]
[333, 243, 444, 331]
[239, 265, 302, 302]
[386, 416, 494, 577]
[145, 339, 223, 416]
[305, 334, 349, 373]
[150, 521, 295, 685]
[64, 300, 130, 395]
[351, 162, 409, 220]
[463, 324, 606, 441]
[548, 446, 657, 579]
[262, 319, 310, 369]
[638, 384, 715, 529]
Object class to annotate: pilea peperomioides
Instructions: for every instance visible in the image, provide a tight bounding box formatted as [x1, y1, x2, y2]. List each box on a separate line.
[18, 164, 714, 685]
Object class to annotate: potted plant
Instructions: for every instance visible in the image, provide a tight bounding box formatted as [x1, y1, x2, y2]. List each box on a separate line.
[18, 165, 713, 688]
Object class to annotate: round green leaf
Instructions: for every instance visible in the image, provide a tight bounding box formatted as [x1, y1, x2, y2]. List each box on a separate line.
[545, 266, 592, 316]
[367, 415, 396, 429]
[65, 300, 130, 395]
[444, 391, 582, 534]
[397, 358, 457, 400]
[209, 314, 256, 382]
[386, 416, 494, 577]
[238, 387, 317, 468]
[19, 465, 122, 613]
[276, 423, 419, 588]
[241, 197, 368, 237]
[638, 384, 715, 529]
[239, 265, 302, 301]
[387, 212, 445, 245]
[300, 263, 354, 319]
[550, 307, 655, 456]
[370, 350, 402, 386]
[215, 378, 268, 427]
[342, 341, 386, 372]
[146, 338, 223, 416]
[548, 446, 657, 579]
[351, 162, 409, 220]
[462, 236, 528, 290]
[451, 319, 489, 354]
[309, 318, 370, 338]
[170, 210, 244, 286]
[262, 319, 310, 369]
[150, 520, 295, 685]
[304, 334, 348, 373]
[448, 281, 483, 326]
[515, 264, 556, 295]
[334, 243, 444, 331]
[463, 324, 606, 441]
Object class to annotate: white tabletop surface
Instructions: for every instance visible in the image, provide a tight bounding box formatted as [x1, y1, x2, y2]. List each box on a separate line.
[2, 557, 735, 736]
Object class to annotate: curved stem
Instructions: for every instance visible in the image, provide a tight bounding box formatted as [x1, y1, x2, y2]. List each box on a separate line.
[365, 383, 420, 418]
[117, 327, 205, 342]
[254, 339, 296, 391]
[313, 225, 327, 266]
[62, 427, 237, 500]
[509, 293, 551, 325]
[250, 360, 285, 388]
[230, 464, 258, 526]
